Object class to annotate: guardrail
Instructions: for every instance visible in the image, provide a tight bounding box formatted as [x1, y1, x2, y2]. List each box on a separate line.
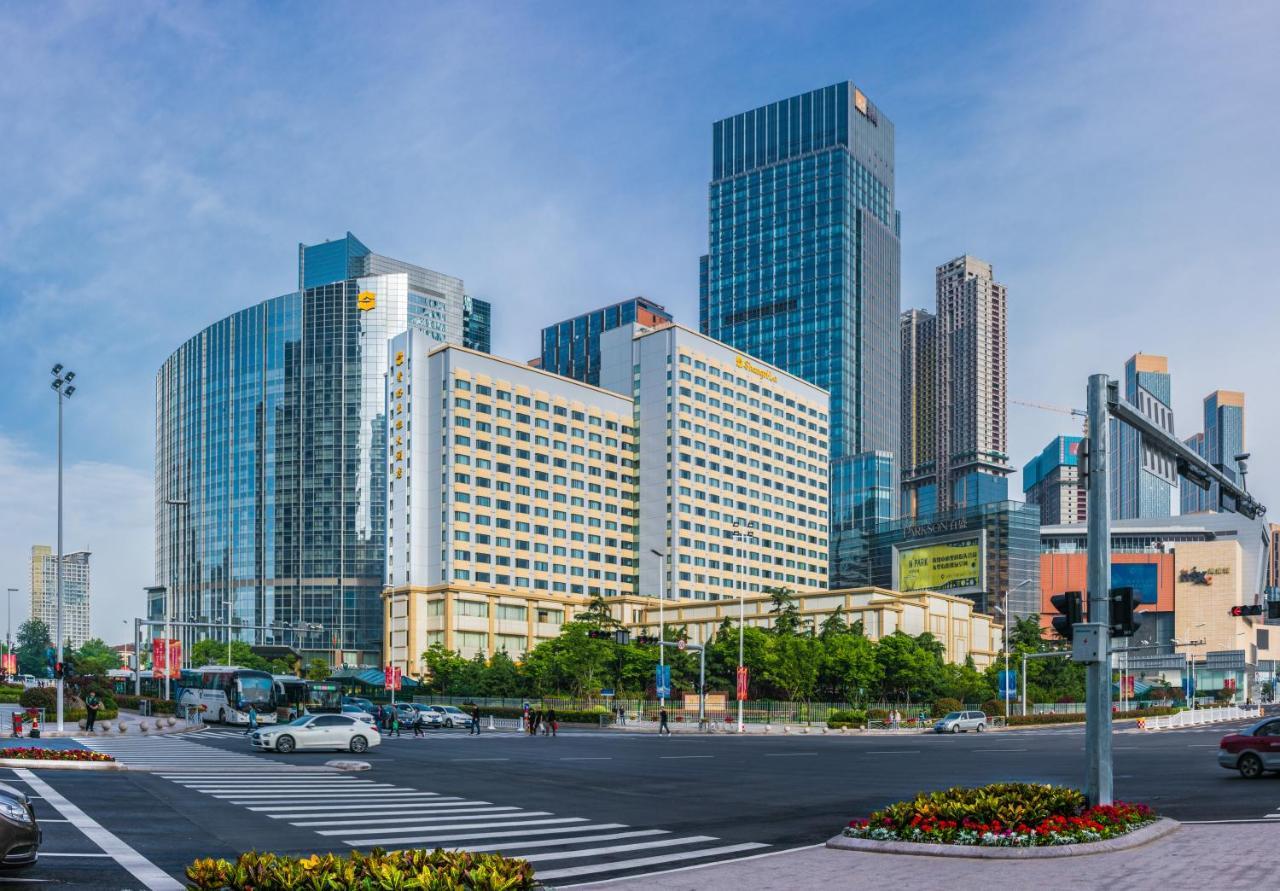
[1141, 705, 1260, 730]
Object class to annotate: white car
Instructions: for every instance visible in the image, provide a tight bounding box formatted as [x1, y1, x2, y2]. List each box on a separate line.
[342, 704, 377, 725]
[250, 714, 381, 754]
[426, 705, 474, 729]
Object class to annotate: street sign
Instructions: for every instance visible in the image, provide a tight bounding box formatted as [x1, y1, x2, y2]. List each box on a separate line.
[998, 670, 1017, 698]
[600, 688, 615, 698]
[677, 639, 686, 651]
[735, 666, 748, 701]
[655, 664, 671, 697]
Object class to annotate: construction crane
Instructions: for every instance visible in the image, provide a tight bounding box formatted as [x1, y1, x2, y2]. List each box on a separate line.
[1011, 399, 1088, 435]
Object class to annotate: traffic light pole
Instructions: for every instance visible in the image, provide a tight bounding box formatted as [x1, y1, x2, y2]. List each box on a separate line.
[1084, 374, 1113, 807]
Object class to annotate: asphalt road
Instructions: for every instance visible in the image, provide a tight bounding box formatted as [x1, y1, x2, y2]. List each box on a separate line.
[6, 717, 1278, 888]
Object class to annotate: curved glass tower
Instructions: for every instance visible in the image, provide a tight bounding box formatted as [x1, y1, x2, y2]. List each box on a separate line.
[154, 233, 490, 665]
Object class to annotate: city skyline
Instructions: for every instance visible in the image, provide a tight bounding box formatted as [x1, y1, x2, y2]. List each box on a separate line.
[2, 3, 1278, 640]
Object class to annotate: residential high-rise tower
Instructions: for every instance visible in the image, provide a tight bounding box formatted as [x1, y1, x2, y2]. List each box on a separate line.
[30, 545, 91, 649]
[900, 256, 1010, 519]
[1023, 435, 1086, 525]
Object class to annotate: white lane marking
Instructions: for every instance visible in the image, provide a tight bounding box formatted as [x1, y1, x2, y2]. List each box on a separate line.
[763, 752, 817, 757]
[217, 791, 438, 800]
[861, 750, 920, 755]
[252, 799, 473, 814]
[552, 844, 823, 889]
[660, 755, 713, 760]
[1187, 744, 1219, 747]
[451, 758, 511, 762]
[558, 757, 612, 761]
[15, 769, 181, 890]
[37, 853, 113, 858]
[326, 816, 588, 837]
[312, 811, 553, 831]
[536, 843, 768, 880]
[461, 830, 668, 853]
[975, 748, 1029, 752]
[291, 808, 521, 826]
[522, 835, 717, 863]
[351, 822, 628, 846]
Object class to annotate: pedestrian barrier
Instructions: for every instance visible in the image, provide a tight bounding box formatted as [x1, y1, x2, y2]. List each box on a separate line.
[1142, 705, 1261, 730]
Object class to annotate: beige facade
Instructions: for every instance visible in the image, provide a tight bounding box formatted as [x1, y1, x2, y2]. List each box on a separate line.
[383, 584, 1002, 672]
[1172, 539, 1248, 661]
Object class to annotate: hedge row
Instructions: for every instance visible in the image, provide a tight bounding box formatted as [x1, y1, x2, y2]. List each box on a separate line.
[1005, 707, 1178, 727]
[16, 686, 119, 722]
[827, 709, 868, 729]
[113, 695, 177, 715]
[186, 849, 535, 890]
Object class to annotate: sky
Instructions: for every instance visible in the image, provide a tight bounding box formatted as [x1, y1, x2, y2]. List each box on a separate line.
[1, 1, 1277, 644]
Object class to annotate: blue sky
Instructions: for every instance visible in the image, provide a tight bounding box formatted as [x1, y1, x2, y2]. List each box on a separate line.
[1, 1, 1277, 641]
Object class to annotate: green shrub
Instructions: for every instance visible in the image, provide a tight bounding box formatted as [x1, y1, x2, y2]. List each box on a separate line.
[1005, 707, 1176, 727]
[866, 708, 888, 722]
[827, 708, 867, 728]
[876, 783, 1087, 828]
[18, 686, 56, 710]
[0, 686, 23, 704]
[185, 848, 535, 890]
[981, 698, 1007, 717]
[113, 695, 176, 715]
[16, 686, 117, 723]
[932, 698, 964, 718]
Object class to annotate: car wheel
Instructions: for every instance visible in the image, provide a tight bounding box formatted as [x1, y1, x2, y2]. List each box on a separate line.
[951, 725, 959, 734]
[218, 709, 227, 725]
[446, 719, 454, 728]
[350, 735, 368, 754]
[1239, 753, 1264, 779]
[275, 735, 295, 754]
[976, 723, 985, 733]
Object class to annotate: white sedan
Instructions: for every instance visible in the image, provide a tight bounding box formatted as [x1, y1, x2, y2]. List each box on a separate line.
[250, 714, 381, 754]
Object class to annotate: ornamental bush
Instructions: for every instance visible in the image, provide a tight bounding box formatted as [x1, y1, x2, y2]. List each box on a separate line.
[0, 747, 114, 762]
[931, 698, 964, 718]
[1005, 707, 1177, 727]
[843, 782, 1156, 847]
[185, 848, 535, 890]
[16, 687, 118, 723]
[826, 709, 867, 729]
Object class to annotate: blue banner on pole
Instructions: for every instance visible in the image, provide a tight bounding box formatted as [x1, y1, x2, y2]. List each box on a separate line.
[998, 670, 1017, 698]
[655, 664, 671, 697]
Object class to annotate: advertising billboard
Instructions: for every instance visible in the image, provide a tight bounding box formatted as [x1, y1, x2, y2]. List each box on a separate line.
[1112, 562, 1159, 604]
[898, 539, 982, 592]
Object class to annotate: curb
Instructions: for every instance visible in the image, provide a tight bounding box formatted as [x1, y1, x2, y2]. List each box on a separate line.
[0, 758, 128, 771]
[825, 818, 1180, 859]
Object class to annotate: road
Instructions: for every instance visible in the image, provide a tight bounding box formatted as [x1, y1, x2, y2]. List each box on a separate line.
[6, 718, 1277, 888]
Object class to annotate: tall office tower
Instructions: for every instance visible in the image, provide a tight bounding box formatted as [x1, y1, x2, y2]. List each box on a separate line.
[30, 545, 91, 649]
[1108, 353, 1176, 520]
[539, 297, 672, 385]
[1180, 432, 1209, 514]
[1022, 436, 1086, 525]
[1180, 390, 1246, 514]
[900, 256, 1010, 519]
[599, 323, 831, 602]
[698, 82, 900, 587]
[155, 232, 492, 666]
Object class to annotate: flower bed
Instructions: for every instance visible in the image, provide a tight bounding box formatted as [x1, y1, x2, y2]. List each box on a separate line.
[1005, 707, 1177, 727]
[186, 849, 535, 890]
[0, 747, 115, 762]
[843, 783, 1156, 847]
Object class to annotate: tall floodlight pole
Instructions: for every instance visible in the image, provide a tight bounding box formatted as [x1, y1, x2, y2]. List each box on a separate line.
[1084, 374, 1113, 806]
[50, 364, 77, 732]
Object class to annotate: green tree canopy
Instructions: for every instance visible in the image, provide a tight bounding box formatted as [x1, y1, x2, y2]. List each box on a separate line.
[16, 619, 52, 677]
[69, 638, 118, 677]
[766, 587, 802, 635]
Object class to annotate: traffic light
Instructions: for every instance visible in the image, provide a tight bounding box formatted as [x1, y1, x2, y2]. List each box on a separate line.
[634, 633, 659, 645]
[587, 629, 608, 640]
[1050, 591, 1083, 640]
[53, 661, 64, 680]
[1269, 601, 1280, 620]
[1229, 604, 1264, 617]
[1109, 586, 1142, 637]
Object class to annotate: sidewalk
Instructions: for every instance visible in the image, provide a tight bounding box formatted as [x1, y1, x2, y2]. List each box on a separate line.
[570, 823, 1268, 890]
[0, 709, 200, 741]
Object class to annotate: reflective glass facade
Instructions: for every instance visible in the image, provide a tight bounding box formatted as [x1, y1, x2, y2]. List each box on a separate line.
[155, 233, 488, 665]
[1110, 353, 1175, 520]
[540, 297, 672, 386]
[699, 82, 901, 585]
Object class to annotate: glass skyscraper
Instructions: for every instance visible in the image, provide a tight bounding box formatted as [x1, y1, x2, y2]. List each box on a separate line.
[699, 81, 901, 588]
[154, 233, 490, 666]
[540, 297, 672, 385]
[1109, 353, 1176, 520]
[1180, 390, 1246, 514]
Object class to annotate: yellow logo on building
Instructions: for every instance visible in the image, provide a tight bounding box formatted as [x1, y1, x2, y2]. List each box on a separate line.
[357, 291, 377, 312]
[395, 351, 405, 366]
[735, 355, 777, 383]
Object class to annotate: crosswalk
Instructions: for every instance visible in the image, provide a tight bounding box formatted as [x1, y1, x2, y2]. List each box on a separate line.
[133, 742, 767, 884]
[74, 733, 297, 769]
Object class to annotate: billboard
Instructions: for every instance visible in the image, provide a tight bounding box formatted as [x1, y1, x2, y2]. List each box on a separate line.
[1112, 562, 1159, 604]
[898, 539, 982, 592]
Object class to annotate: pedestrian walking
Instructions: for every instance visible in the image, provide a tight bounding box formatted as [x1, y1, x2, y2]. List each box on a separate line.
[658, 707, 671, 736]
[391, 710, 401, 737]
[470, 704, 481, 735]
[245, 704, 258, 735]
[546, 708, 558, 737]
[531, 708, 543, 736]
[413, 709, 425, 737]
[84, 691, 101, 732]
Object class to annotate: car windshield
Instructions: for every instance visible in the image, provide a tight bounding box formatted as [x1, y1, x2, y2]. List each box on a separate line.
[444, 707, 464, 714]
[943, 712, 963, 720]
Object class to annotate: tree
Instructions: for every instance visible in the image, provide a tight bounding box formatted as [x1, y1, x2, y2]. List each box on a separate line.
[305, 658, 331, 682]
[16, 619, 52, 677]
[818, 607, 849, 639]
[421, 644, 470, 694]
[766, 587, 802, 636]
[874, 632, 945, 703]
[818, 631, 882, 702]
[69, 638, 117, 677]
[188, 638, 270, 671]
[482, 650, 524, 697]
[764, 633, 821, 701]
[575, 592, 620, 630]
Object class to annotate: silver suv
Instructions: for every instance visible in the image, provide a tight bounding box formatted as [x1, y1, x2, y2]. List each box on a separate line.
[934, 710, 987, 733]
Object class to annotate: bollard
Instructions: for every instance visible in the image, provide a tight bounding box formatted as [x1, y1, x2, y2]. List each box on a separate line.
[488, 715, 496, 731]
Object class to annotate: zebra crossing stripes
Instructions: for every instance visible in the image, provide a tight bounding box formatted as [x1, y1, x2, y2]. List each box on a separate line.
[158, 771, 768, 882]
[73, 734, 302, 770]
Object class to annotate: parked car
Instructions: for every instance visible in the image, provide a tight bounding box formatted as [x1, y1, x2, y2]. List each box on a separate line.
[391, 703, 420, 725]
[424, 705, 474, 729]
[407, 704, 443, 728]
[342, 696, 375, 714]
[341, 704, 376, 725]
[251, 714, 381, 754]
[0, 780, 40, 868]
[1218, 716, 1280, 778]
[934, 711, 988, 734]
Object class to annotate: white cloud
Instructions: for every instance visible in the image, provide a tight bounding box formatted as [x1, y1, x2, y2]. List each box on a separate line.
[0, 433, 152, 644]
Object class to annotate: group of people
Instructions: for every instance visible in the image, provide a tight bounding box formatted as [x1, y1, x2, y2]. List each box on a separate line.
[523, 705, 558, 736]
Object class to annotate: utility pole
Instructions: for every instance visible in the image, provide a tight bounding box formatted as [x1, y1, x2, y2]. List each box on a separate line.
[1083, 373, 1114, 806]
[652, 549, 666, 711]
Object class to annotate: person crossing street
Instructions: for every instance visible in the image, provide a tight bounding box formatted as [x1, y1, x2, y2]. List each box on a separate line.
[658, 706, 671, 736]
[470, 704, 481, 735]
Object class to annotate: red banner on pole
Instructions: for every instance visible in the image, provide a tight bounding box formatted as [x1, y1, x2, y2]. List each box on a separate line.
[384, 665, 394, 690]
[393, 666, 403, 691]
[1, 654, 16, 675]
[152, 638, 167, 679]
[168, 640, 181, 679]
[735, 666, 748, 702]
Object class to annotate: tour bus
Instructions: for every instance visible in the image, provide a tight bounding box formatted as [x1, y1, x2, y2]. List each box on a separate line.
[177, 666, 278, 725]
[271, 676, 342, 717]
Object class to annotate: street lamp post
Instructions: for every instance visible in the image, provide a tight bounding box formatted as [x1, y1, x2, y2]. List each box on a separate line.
[50, 364, 77, 732]
[730, 519, 760, 734]
[651, 549, 666, 711]
[1000, 579, 1034, 718]
[165, 497, 189, 701]
[5, 587, 14, 674]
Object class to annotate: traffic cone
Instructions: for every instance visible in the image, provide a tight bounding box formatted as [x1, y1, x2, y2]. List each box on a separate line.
[27, 710, 40, 739]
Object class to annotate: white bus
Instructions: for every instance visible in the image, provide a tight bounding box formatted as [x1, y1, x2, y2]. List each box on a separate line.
[177, 666, 278, 725]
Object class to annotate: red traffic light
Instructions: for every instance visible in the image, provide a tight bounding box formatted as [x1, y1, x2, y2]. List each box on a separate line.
[1230, 606, 1244, 617]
